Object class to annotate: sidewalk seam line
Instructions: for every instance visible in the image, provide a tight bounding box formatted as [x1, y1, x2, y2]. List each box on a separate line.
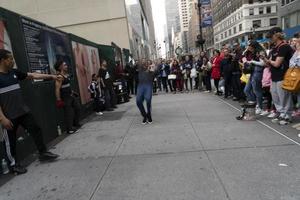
[180, 103, 232, 200]
[88, 112, 137, 200]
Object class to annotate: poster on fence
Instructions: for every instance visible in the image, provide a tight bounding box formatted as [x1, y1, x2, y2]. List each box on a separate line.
[0, 19, 17, 68]
[21, 18, 72, 75]
[72, 41, 101, 104]
[201, 0, 212, 27]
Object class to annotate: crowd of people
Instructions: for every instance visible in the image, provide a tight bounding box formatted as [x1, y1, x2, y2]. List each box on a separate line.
[128, 27, 300, 128]
[0, 26, 299, 176]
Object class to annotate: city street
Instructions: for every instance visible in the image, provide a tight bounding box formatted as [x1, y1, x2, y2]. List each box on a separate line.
[0, 92, 300, 200]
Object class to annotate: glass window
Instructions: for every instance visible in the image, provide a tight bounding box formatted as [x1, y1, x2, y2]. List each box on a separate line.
[290, 12, 298, 27]
[234, 27, 237, 34]
[239, 24, 243, 31]
[259, 7, 264, 15]
[253, 20, 261, 28]
[229, 29, 232, 36]
[225, 32, 227, 38]
[266, 6, 271, 13]
[249, 8, 254, 16]
[249, 0, 254, 4]
[281, 0, 285, 6]
[270, 18, 278, 26]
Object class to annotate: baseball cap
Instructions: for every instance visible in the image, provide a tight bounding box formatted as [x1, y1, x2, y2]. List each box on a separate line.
[266, 27, 283, 38]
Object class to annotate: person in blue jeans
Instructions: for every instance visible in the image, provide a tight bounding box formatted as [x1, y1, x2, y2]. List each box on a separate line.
[243, 41, 265, 115]
[136, 59, 154, 124]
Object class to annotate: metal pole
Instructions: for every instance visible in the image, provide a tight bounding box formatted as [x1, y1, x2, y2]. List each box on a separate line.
[198, 1, 204, 52]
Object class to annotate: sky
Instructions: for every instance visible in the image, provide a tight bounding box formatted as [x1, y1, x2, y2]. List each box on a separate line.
[151, 0, 167, 57]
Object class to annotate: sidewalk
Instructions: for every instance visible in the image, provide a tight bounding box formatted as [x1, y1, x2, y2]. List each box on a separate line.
[1, 92, 300, 200]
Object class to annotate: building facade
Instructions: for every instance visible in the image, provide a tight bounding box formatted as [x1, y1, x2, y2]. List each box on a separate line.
[0, 0, 156, 60]
[278, 0, 300, 38]
[212, 0, 278, 49]
[187, 0, 200, 54]
[165, 0, 181, 57]
[178, 0, 192, 53]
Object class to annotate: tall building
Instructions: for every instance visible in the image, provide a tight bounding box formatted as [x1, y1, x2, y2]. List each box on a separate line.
[165, 0, 181, 57]
[278, 0, 300, 38]
[0, 0, 156, 60]
[178, 0, 191, 53]
[187, 0, 200, 54]
[187, 0, 214, 55]
[212, 0, 279, 49]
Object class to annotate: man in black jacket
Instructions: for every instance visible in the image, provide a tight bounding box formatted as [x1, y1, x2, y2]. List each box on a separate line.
[220, 48, 233, 98]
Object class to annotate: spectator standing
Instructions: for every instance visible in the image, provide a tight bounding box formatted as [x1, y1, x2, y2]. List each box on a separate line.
[211, 50, 222, 95]
[98, 60, 116, 111]
[55, 60, 81, 134]
[264, 27, 294, 125]
[220, 49, 233, 98]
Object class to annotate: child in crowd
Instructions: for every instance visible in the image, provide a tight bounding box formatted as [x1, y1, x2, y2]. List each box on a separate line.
[88, 74, 104, 116]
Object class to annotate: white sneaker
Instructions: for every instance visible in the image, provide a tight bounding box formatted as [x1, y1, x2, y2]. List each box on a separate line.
[279, 118, 292, 125]
[96, 112, 103, 116]
[255, 108, 262, 115]
[260, 110, 270, 116]
[267, 112, 278, 118]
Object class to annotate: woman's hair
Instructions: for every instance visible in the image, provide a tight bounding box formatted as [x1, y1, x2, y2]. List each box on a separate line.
[203, 57, 209, 64]
[213, 49, 220, 55]
[172, 59, 179, 66]
[54, 60, 64, 71]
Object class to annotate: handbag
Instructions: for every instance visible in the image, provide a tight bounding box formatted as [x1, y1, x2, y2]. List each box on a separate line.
[168, 74, 176, 80]
[282, 67, 300, 92]
[262, 67, 272, 88]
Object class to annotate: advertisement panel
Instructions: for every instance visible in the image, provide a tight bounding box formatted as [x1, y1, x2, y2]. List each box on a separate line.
[0, 19, 17, 68]
[201, 0, 212, 27]
[21, 17, 72, 74]
[72, 41, 100, 105]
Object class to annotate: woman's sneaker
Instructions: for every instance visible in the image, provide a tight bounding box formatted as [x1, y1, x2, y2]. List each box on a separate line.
[142, 117, 147, 125]
[260, 110, 270, 116]
[271, 114, 285, 124]
[96, 112, 103, 116]
[267, 111, 278, 119]
[147, 114, 153, 124]
[279, 118, 292, 125]
[255, 108, 262, 115]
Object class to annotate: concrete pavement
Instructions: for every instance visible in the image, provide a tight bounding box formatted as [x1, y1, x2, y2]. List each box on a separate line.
[0, 92, 300, 200]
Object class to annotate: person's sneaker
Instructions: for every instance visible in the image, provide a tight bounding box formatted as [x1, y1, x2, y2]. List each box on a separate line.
[255, 108, 262, 115]
[67, 128, 77, 134]
[96, 112, 103, 116]
[39, 151, 59, 162]
[267, 111, 278, 118]
[260, 110, 270, 116]
[11, 164, 27, 175]
[233, 97, 239, 101]
[271, 115, 284, 124]
[147, 114, 153, 124]
[279, 118, 292, 125]
[142, 117, 147, 125]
